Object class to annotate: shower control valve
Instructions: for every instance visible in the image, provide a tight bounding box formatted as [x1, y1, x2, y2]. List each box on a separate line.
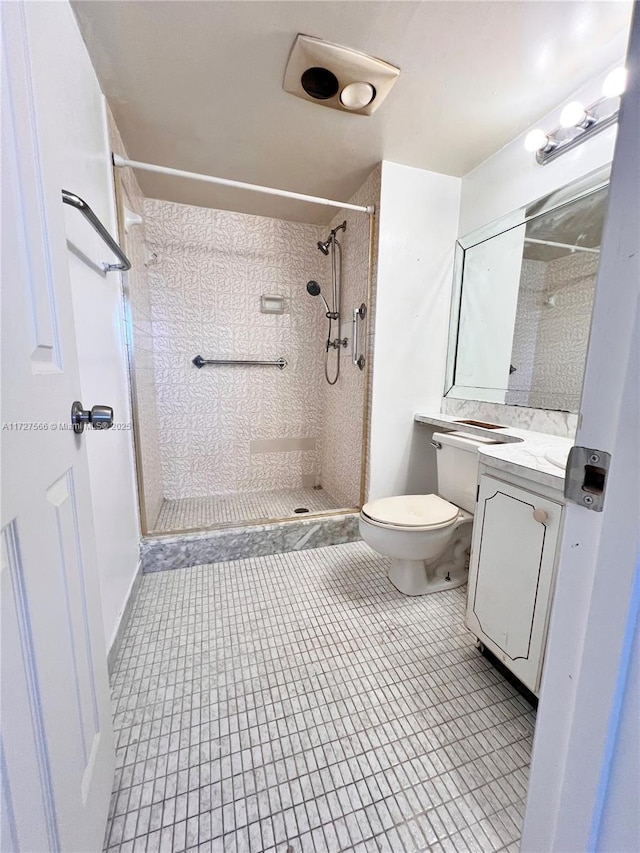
[328, 337, 348, 350]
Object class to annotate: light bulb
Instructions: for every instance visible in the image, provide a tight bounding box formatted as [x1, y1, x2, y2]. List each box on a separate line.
[340, 81, 375, 111]
[560, 100, 588, 128]
[602, 67, 627, 98]
[524, 128, 550, 152]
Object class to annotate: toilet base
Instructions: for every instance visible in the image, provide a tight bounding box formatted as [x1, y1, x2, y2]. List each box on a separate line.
[388, 556, 468, 596]
[387, 525, 471, 595]
[359, 508, 472, 597]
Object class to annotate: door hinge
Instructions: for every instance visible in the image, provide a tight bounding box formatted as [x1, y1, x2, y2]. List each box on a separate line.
[564, 446, 611, 512]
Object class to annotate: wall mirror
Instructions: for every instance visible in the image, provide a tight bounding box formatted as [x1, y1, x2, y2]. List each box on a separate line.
[445, 169, 610, 412]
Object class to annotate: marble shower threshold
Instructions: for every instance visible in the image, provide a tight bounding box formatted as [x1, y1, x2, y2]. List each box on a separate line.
[141, 511, 361, 573]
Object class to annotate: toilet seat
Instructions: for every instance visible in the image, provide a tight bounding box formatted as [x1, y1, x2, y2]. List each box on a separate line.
[361, 494, 459, 531]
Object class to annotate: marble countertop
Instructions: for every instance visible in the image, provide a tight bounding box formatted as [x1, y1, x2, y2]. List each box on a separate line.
[415, 412, 573, 492]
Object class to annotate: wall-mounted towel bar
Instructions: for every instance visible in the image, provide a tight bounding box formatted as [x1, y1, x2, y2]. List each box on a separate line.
[192, 355, 288, 370]
[62, 189, 131, 272]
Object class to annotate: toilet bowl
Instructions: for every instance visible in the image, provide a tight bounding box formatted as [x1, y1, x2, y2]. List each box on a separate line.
[359, 494, 473, 595]
[360, 431, 499, 595]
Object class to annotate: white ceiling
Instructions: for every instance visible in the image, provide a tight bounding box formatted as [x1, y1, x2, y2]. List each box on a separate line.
[72, 0, 632, 224]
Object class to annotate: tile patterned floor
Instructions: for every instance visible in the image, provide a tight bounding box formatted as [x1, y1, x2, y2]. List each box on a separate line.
[105, 542, 536, 853]
[152, 488, 342, 533]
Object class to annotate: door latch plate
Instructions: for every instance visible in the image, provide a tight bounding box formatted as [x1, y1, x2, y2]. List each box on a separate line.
[564, 446, 611, 512]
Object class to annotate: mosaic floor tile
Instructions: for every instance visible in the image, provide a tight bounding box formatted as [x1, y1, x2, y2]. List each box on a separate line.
[105, 542, 536, 852]
[152, 488, 342, 533]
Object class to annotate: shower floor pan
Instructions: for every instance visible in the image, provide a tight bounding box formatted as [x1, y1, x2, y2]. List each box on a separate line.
[151, 486, 342, 533]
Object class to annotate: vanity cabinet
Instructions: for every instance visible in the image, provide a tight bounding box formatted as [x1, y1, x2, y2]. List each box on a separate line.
[466, 473, 564, 695]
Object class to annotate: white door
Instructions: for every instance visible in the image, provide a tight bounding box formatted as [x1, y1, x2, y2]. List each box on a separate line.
[522, 7, 640, 851]
[1, 4, 115, 851]
[467, 476, 562, 693]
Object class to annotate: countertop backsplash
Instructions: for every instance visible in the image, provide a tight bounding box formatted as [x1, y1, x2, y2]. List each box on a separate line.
[441, 397, 578, 439]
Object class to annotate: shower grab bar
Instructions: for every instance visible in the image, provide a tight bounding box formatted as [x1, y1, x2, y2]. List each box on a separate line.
[352, 303, 367, 370]
[62, 189, 131, 272]
[192, 355, 287, 370]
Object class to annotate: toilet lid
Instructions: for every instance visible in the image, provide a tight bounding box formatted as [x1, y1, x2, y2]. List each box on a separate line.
[362, 494, 459, 528]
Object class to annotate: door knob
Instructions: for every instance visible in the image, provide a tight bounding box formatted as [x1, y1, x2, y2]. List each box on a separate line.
[71, 401, 114, 434]
[533, 508, 548, 524]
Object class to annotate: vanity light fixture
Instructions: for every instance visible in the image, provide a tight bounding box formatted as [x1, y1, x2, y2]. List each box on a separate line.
[524, 128, 556, 154]
[525, 66, 626, 165]
[602, 66, 627, 98]
[560, 100, 595, 130]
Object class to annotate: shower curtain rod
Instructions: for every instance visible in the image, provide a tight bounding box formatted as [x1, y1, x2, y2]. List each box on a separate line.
[112, 155, 375, 215]
[524, 237, 600, 254]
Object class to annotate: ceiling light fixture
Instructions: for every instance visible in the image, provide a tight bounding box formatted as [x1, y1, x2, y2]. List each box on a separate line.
[340, 81, 376, 111]
[524, 72, 624, 166]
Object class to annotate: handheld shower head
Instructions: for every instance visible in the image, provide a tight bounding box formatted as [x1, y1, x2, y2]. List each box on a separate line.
[317, 240, 331, 255]
[306, 281, 334, 317]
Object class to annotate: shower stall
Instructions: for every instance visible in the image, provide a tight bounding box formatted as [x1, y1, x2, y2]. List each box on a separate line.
[113, 139, 381, 535]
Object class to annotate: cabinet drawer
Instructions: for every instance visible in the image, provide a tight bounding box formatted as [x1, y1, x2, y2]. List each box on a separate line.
[466, 475, 563, 693]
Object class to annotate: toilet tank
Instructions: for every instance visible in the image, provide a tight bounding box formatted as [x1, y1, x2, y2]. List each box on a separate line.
[434, 431, 499, 513]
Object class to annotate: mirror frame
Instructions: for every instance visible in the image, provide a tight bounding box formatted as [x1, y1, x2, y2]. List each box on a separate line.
[444, 165, 611, 406]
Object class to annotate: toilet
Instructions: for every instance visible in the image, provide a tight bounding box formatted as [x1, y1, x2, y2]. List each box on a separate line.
[359, 431, 496, 595]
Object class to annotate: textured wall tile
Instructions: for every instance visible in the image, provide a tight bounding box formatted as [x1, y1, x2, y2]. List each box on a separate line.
[506, 253, 596, 412]
[320, 168, 381, 507]
[143, 197, 330, 499]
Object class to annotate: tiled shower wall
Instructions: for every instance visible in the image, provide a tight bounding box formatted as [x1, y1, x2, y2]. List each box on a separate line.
[320, 168, 381, 507]
[144, 200, 329, 500]
[108, 110, 165, 530]
[507, 252, 597, 412]
[526, 252, 597, 411]
[506, 259, 547, 409]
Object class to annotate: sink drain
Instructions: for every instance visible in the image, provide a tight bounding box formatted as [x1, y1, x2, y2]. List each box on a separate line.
[294, 507, 310, 514]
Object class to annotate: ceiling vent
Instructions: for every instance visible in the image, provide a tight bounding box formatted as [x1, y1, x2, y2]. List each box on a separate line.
[283, 34, 400, 116]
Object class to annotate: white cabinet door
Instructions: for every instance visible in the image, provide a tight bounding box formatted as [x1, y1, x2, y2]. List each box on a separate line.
[1, 4, 115, 851]
[466, 475, 562, 693]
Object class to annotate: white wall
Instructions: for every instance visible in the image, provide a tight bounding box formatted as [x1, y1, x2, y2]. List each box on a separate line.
[368, 162, 461, 500]
[52, 2, 140, 648]
[459, 64, 622, 236]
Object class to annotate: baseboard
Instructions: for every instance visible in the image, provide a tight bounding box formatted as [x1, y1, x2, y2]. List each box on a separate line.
[107, 561, 142, 675]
